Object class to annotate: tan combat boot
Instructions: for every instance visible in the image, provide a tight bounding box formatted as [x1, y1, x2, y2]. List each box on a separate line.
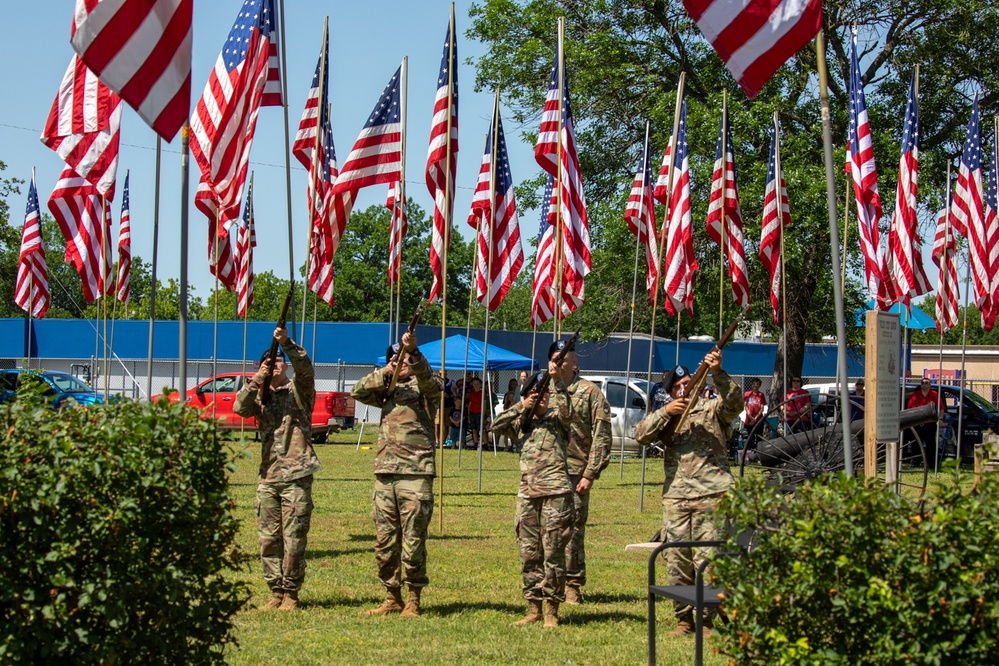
[512, 600, 543, 626]
[262, 591, 284, 609]
[278, 590, 299, 611]
[366, 587, 404, 616]
[564, 585, 582, 605]
[543, 600, 560, 628]
[669, 612, 695, 636]
[400, 586, 422, 618]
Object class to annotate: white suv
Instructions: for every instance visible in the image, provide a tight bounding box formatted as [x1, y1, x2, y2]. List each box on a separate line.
[579, 375, 650, 454]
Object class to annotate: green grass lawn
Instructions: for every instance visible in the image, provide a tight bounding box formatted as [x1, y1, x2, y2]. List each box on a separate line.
[223, 430, 725, 665]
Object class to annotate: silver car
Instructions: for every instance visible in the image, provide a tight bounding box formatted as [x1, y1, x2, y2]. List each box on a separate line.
[579, 375, 650, 454]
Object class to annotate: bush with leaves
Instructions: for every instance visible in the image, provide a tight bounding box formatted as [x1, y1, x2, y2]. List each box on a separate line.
[0, 393, 249, 664]
[712, 471, 999, 665]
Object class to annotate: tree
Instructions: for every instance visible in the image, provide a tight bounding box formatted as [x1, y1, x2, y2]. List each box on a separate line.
[467, 0, 999, 391]
[0, 162, 25, 319]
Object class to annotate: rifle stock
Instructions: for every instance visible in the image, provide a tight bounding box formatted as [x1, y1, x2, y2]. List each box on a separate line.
[520, 327, 581, 432]
[657, 306, 749, 446]
[260, 289, 294, 403]
[387, 299, 427, 392]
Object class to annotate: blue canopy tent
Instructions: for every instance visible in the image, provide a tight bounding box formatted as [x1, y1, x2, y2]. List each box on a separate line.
[857, 300, 936, 331]
[376, 334, 534, 371]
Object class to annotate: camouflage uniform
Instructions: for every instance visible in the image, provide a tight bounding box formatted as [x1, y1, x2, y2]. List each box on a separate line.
[234, 339, 320, 594]
[351, 348, 443, 591]
[564, 375, 612, 590]
[492, 380, 575, 602]
[634, 368, 742, 618]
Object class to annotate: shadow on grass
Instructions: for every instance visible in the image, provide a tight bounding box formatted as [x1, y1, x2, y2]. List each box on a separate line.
[429, 600, 525, 616]
[579, 591, 645, 604]
[561, 609, 646, 623]
[444, 491, 509, 497]
[347, 533, 376, 542]
[309, 547, 369, 558]
[427, 534, 489, 541]
[304, 595, 382, 610]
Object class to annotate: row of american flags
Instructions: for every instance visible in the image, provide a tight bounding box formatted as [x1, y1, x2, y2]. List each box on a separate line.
[13, 1, 997, 339]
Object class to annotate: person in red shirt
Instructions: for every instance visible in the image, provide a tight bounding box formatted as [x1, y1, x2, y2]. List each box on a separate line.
[906, 378, 941, 459]
[907, 378, 939, 410]
[743, 378, 767, 446]
[784, 377, 811, 433]
[466, 378, 484, 450]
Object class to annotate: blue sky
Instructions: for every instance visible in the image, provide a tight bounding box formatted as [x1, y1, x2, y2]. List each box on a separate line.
[2, 1, 541, 304]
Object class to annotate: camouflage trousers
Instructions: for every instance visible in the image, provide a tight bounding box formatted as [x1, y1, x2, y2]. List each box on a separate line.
[565, 474, 589, 588]
[515, 493, 574, 602]
[256, 476, 314, 592]
[662, 493, 725, 618]
[373, 474, 434, 589]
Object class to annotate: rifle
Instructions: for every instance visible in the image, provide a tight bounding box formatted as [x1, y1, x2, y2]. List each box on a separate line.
[520, 327, 582, 432]
[387, 299, 427, 392]
[657, 305, 749, 446]
[259, 288, 294, 404]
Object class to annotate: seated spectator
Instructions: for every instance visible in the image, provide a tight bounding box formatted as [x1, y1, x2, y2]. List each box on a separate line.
[850, 379, 865, 421]
[784, 377, 811, 433]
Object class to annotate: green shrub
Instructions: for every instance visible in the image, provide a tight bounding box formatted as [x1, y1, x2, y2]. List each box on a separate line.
[712, 471, 999, 665]
[0, 393, 249, 664]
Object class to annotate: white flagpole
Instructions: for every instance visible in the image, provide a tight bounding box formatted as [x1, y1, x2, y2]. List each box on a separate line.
[147, 138, 161, 400]
[396, 57, 409, 343]
[179, 123, 190, 400]
[478, 91, 500, 492]
[277, 0, 298, 340]
[301, 20, 329, 338]
[775, 111, 788, 401]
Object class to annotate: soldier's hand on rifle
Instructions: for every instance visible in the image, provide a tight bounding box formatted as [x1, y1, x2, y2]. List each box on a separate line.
[274, 326, 289, 344]
[402, 330, 417, 352]
[704, 348, 722, 372]
[547, 359, 562, 383]
[255, 359, 273, 383]
[665, 397, 689, 417]
[522, 391, 539, 412]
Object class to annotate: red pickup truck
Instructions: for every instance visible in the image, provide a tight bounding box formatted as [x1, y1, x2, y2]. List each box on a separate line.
[156, 372, 355, 443]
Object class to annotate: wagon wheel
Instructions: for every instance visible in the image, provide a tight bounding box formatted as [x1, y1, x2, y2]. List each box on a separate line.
[738, 394, 928, 499]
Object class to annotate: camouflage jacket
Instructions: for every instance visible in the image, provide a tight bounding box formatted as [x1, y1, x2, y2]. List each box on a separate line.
[351, 348, 443, 477]
[634, 368, 743, 499]
[234, 340, 320, 483]
[566, 376, 612, 480]
[492, 380, 573, 499]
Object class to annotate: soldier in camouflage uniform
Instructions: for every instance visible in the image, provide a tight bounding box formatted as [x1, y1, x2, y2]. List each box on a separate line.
[492, 361, 574, 628]
[351, 330, 443, 618]
[633, 349, 742, 636]
[234, 327, 320, 611]
[547, 340, 612, 605]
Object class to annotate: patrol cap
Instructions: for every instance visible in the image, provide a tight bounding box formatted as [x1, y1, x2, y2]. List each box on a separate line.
[547, 339, 570, 360]
[385, 343, 401, 363]
[520, 371, 547, 397]
[663, 364, 691, 394]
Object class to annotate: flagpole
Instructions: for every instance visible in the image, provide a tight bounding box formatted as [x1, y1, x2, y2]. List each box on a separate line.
[621, 121, 649, 480]
[775, 112, 788, 396]
[26, 271, 33, 369]
[179, 123, 190, 398]
[147, 138, 161, 400]
[211, 208, 222, 421]
[816, 30, 853, 475]
[438, 5, 456, 532]
[553, 17, 565, 338]
[935, 162, 952, 475]
[460, 130, 487, 470]
[102, 196, 110, 401]
[477, 91, 501, 491]
[718, 90, 727, 341]
[301, 20, 329, 339]
[277, 0, 297, 340]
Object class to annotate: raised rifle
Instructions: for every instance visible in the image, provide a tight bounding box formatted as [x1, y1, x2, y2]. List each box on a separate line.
[259, 288, 294, 404]
[387, 299, 427, 392]
[520, 327, 581, 432]
[657, 306, 749, 447]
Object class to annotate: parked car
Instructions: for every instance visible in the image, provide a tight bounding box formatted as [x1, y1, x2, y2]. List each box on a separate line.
[154, 373, 355, 443]
[579, 375, 650, 454]
[904, 382, 999, 462]
[0, 369, 104, 408]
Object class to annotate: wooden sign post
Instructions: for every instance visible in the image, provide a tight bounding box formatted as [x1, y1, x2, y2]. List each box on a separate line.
[865, 310, 901, 483]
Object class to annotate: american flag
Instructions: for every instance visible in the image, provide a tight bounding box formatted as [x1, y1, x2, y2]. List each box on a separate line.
[950, 96, 991, 321]
[845, 37, 892, 310]
[654, 98, 697, 317]
[307, 113, 339, 306]
[531, 173, 556, 327]
[48, 168, 109, 303]
[982, 132, 998, 330]
[333, 67, 403, 194]
[623, 130, 659, 304]
[70, 0, 193, 142]
[15, 172, 49, 319]
[386, 180, 407, 288]
[468, 111, 524, 311]
[682, 0, 821, 99]
[886, 73, 930, 307]
[759, 116, 791, 325]
[235, 181, 256, 317]
[292, 31, 329, 170]
[535, 54, 591, 316]
[116, 172, 131, 304]
[426, 20, 459, 304]
[705, 106, 749, 308]
[41, 55, 122, 200]
[194, 180, 237, 291]
[189, 0, 281, 237]
[932, 199, 959, 334]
